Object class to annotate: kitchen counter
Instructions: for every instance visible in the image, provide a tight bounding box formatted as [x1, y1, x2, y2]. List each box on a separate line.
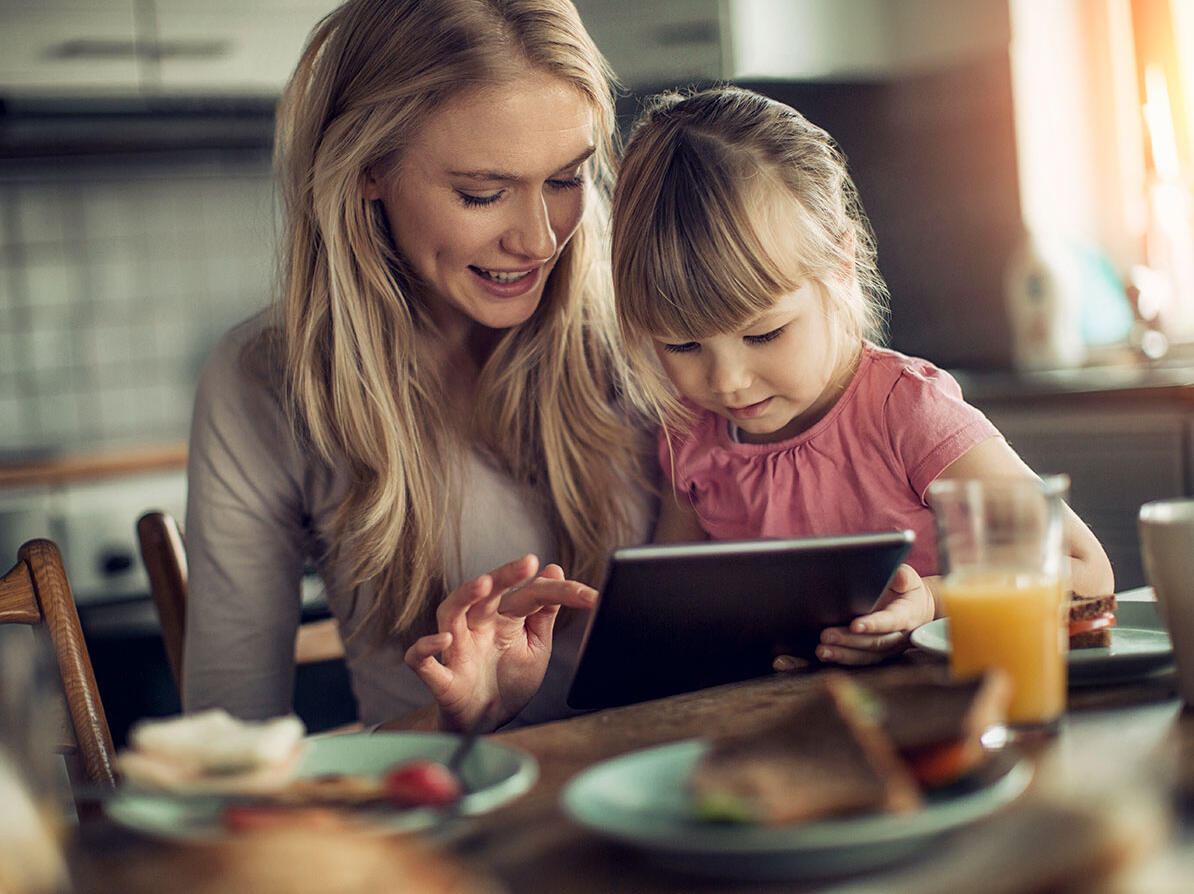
[0, 442, 188, 489]
[951, 362, 1194, 404]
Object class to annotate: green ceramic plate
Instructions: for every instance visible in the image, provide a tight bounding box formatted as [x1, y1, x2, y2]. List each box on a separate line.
[910, 601, 1174, 685]
[105, 731, 537, 843]
[560, 739, 1030, 880]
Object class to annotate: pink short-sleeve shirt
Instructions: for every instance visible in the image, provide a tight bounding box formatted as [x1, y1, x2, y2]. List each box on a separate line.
[659, 343, 1001, 576]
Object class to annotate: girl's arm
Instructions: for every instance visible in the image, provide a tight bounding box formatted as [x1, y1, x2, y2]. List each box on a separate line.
[652, 489, 708, 543]
[930, 436, 1115, 598]
[815, 435, 1115, 666]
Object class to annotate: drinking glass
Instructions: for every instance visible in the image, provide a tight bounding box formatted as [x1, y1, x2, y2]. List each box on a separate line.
[1138, 498, 1194, 704]
[927, 475, 1070, 732]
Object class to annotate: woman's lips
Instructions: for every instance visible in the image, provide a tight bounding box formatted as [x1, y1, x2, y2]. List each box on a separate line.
[469, 265, 542, 298]
[726, 397, 773, 420]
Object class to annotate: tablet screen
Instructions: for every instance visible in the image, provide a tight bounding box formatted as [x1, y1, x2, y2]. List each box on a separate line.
[566, 530, 914, 710]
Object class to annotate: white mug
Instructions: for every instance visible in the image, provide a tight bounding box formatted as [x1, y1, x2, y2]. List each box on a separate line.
[1138, 499, 1194, 703]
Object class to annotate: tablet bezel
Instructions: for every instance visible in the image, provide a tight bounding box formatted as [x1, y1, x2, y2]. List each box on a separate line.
[566, 530, 914, 710]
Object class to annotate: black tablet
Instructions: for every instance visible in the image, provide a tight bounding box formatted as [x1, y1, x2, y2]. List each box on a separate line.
[566, 530, 914, 710]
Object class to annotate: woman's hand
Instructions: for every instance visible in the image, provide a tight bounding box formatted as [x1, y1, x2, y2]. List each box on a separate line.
[813, 564, 936, 666]
[404, 554, 597, 733]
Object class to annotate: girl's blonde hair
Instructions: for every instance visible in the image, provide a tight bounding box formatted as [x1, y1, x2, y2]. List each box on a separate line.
[611, 86, 889, 428]
[271, 0, 647, 643]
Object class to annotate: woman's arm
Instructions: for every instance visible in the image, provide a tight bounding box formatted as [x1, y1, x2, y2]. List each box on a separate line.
[183, 325, 308, 720]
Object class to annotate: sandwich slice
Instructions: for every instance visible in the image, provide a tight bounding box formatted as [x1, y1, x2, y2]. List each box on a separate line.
[870, 667, 1012, 788]
[688, 666, 1010, 825]
[1068, 593, 1117, 649]
[689, 672, 922, 825]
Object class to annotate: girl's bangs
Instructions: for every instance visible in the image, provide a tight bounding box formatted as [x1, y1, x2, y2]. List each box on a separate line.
[627, 165, 804, 339]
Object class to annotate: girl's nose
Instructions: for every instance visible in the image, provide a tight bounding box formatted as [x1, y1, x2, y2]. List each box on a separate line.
[502, 193, 557, 261]
[708, 353, 752, 396]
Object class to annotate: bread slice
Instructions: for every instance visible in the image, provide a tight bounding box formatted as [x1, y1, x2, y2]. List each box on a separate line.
[1069, 594, 1117, 649]
[117, 710, 307, 794]
[689, 672, 922, 825]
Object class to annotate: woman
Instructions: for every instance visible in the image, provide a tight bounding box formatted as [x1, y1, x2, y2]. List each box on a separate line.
[184, 0, 652, 733]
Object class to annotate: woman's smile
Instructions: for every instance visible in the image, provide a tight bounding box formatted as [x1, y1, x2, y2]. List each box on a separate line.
[469, 264, 543, 297]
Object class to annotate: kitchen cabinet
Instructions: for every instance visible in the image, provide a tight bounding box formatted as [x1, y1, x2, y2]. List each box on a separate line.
[0, 0, 334, 97]
[150, 1, 334, 94]
[728, 0, 1009, 81]
[0, 2, 140, 93]
[574, 0, 727, 89]
[575, 0, 1009, 89]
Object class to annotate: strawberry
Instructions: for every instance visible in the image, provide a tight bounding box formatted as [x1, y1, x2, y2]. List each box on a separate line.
[383, 759, 462, 807]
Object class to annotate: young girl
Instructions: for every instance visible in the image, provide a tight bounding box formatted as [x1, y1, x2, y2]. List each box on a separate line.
[611, 86, 1114, 666]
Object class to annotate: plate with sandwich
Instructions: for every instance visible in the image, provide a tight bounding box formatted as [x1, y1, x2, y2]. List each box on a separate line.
[911, 597, 1175, 685]
[561, 668, 1031, 880]
[105, 711, 538, 842]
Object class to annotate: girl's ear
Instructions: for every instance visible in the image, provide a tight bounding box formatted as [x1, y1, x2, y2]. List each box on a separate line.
[360, 168, 383, 201]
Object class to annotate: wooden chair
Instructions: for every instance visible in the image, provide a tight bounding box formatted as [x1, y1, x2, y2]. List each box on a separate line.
[0, 538, 117, 790]
[135, 510, 345, 696]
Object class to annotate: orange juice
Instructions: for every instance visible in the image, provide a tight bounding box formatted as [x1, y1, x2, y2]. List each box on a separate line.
[939, 571, 1067, 726]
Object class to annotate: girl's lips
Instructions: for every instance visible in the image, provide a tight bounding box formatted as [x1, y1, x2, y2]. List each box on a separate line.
[726, 397, 773, 420]
[469, 265, 543, 298]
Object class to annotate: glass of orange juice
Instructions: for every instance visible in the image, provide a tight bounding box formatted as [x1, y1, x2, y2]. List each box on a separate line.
[927, 475, 1070, 732]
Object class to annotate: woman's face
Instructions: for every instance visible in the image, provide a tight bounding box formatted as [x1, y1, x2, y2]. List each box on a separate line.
[366, 72, 596, 341]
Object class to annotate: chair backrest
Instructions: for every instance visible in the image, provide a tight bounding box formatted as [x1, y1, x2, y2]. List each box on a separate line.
[136, 510, 345, 696]
[0, 539, 117, 789]
[135, 510, 187, 689]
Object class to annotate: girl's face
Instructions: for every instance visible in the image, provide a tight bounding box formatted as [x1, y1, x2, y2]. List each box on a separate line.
[651, 281, 850, 444]
[365, 71, 596, 344]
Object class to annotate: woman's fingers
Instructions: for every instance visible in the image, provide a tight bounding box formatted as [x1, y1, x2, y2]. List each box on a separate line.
[404, 632, 454, 695]
[498, 575, 597, 617]
[490, 554, 541, 591]
[538, 563, 565, 581]
[437, 574, 492, 629]
[437, 555, 545, 630]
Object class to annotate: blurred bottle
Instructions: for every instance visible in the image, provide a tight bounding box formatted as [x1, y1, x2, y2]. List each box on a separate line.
[1005, 230, 1087, 371]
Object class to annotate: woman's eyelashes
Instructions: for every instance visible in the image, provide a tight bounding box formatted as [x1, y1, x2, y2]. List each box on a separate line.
[455, 174, 585, 209]
[661, 326, 787, 354]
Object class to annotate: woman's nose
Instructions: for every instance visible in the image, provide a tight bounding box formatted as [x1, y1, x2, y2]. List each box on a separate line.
[502, 193, 557, 261]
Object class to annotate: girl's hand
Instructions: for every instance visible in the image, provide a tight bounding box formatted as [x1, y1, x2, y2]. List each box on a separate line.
[403, 554, 597, 733]
[815, 564, 935, 666]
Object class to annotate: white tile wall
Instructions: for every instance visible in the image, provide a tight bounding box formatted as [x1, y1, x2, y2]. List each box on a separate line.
[0, 153, 277, 453]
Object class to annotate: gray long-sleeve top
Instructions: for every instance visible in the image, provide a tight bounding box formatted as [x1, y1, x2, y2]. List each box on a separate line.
[183, 313, 622, 727]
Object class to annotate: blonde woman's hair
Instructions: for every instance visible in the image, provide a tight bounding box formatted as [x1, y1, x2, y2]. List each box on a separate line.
[611, 86, 889, 429]
[272, 0, 647, 644]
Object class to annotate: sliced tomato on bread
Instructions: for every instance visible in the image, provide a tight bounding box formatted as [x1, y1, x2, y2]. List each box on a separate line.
[1068, 614, 1115, 638]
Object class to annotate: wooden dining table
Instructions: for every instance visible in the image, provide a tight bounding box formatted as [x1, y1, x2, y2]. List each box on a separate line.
[69, 597, 1194, 894]
[432, 661, 1194, 893]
